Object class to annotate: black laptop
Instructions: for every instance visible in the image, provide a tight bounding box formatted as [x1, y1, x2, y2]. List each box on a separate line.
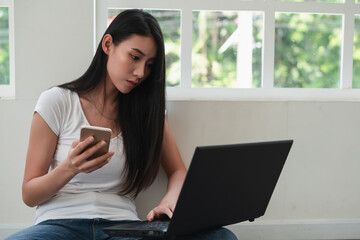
[103, 139, 293, 239]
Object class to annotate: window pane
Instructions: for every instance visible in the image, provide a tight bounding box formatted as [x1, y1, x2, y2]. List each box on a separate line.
[108, 9, 181, 87]
[274, 13, 342, 88]
[353, 15, 360, 88]
[0, 7, 9, 85]
[192, 11, 263, 88]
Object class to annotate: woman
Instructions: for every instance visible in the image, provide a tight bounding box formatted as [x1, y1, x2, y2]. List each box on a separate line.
[6, 9, 237, 240]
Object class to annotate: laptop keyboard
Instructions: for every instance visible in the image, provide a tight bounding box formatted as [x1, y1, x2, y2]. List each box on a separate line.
[134, 220, 169, 230]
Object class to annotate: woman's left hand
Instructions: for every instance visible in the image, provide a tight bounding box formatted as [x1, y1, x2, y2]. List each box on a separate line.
[147, 200, 175, 222]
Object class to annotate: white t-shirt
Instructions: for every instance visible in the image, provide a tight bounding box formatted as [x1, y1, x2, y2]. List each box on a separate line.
[33, 87, 139, 224]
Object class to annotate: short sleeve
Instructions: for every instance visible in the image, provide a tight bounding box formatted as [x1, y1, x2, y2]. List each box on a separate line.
[34, 87, 66, 136]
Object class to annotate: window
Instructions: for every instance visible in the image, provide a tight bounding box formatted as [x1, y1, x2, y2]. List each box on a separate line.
[96, 0, 360, 100]
[0, 0, 14, 99]
[192, 11, 263, 88]
[354, 15, 360, 88]
[274, 13, 342, 88]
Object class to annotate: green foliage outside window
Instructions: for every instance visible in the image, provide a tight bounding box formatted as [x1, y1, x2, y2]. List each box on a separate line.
[353, 16, 360, 88]
[192, 11, 263, 88]
[0, 7, 9, 85]
[274, 13, 341, 88]
[191, 11, 344, 89]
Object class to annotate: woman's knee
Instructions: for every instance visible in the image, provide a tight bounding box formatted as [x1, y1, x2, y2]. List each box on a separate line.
[204, 227, 238, 240]
[219, 227, 238, 240]
[178, 227, 238, 240]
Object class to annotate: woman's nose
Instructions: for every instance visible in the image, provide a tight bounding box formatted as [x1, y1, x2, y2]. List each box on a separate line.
[133, 64, 146, 79]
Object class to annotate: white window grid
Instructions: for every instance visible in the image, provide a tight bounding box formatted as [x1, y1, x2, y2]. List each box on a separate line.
[96, 0, 360, 101]
[0, 0, 14, 99]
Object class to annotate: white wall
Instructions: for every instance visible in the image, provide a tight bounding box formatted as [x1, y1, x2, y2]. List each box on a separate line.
[0, 0, 94, 226]
[1, 0, 360, 239]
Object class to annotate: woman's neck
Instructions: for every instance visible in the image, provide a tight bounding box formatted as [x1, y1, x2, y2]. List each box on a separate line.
[79, 82, 120, 135]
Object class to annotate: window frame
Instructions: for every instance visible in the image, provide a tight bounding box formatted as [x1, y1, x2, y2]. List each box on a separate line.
[0, 0, 14, 99]
[96, 0, 360, 101]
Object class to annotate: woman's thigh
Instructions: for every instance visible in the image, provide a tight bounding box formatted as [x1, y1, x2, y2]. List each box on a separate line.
[4, 222, 85, 240]
[5, 219, 138, 240]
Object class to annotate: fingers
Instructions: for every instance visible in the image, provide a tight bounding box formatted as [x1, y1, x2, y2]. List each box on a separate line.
[68, 137, 114, 174]
[147, 205, 174, 222]
[71, 137, 109, 162]
[71, 136, 94, 156]
[147, 210, 155, 222]
[71, 139, 81, 148]
[78, 151, 114, 173]
[79, 139, 107, 160]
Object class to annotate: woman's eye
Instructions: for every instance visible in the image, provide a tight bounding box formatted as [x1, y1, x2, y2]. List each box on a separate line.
[130, 54, 140, 61]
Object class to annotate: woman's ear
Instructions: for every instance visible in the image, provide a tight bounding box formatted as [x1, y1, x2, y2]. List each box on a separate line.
[102, 34, 113, 55]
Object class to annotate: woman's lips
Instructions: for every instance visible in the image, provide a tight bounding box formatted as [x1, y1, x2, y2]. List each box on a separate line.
[127, 80, 138, 87]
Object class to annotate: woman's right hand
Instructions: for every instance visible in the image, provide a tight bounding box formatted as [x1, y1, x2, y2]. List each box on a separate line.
[64, 136, 114, 174]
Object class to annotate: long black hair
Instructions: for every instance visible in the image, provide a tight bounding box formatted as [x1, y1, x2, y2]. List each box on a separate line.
[59, 9, 166, 197]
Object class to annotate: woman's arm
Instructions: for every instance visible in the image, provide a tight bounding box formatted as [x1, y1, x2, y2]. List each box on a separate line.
[22, 113, 114, 207]
[147, 120, 187, 221]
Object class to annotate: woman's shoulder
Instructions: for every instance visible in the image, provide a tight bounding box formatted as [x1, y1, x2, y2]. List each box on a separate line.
[35, 87, 80, 135]
[39, 86, 77, 103]
[41, 86, 73, 97]
[36, 87, 78, 112]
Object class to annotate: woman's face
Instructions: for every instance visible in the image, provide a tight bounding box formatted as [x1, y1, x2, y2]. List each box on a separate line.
[103, 34, 157, 94]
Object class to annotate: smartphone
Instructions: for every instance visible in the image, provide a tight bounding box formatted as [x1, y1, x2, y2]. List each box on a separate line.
[80, 125, 112, 160]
